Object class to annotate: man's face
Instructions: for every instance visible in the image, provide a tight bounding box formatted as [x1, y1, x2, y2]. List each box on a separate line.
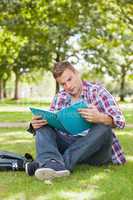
[56, 68, 82, 97]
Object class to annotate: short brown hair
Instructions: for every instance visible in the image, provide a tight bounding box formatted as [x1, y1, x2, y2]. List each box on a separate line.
[52, 61, 76, 79]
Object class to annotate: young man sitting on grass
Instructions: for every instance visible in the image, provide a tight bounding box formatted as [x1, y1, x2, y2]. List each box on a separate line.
[26, 61, 126, 181]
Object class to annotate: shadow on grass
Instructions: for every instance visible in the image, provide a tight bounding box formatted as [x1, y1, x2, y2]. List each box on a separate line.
[0, 160, 133, 200]
[0, 127, 132, 200]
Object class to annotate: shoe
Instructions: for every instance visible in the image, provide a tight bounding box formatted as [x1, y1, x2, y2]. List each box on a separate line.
[35, 159, 70, 181]
[25, 161, 39, 176]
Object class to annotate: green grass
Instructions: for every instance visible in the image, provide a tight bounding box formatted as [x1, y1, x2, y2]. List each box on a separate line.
[123, 110, 133, 124]
[0, 102, 132, 199]
[0, 108, 132, 124]
[0, 103, 49, 122]
[0, 101, 132, 124]
[0, 112, 32, 122]
[0, 127, 133, 200]
[0, 98, 50, 105]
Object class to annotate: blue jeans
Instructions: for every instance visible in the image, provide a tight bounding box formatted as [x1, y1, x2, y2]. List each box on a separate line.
[35, 124, 113, 171]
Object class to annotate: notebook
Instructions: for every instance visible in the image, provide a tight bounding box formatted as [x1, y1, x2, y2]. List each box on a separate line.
[30, 101, 92, 135]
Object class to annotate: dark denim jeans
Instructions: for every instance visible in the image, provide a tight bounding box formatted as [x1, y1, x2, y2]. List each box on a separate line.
[35, 124, 113, 171]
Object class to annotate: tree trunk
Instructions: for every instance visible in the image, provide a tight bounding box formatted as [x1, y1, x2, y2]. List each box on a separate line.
[119, 65, 126, 102]
[55, 51, 60, 93]
[0, 79, 4, 100]
[14, 72, 19, 100]
[55, 53, 60, 62]
[3, 79, 7, 98]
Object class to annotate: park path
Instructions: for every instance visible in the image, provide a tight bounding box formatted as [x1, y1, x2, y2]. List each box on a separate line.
[0, 122, 29, 128]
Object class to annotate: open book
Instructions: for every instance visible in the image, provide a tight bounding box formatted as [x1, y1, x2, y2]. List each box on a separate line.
[30, 101, 92, 135]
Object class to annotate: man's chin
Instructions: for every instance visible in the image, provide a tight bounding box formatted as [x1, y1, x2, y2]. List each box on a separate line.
[69, 91, 77, 96]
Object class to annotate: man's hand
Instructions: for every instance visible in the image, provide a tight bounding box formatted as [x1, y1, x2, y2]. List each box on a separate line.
[31, 116, 48, 129]
[78, 104, 102, 123]
[78, 104, 114, 126]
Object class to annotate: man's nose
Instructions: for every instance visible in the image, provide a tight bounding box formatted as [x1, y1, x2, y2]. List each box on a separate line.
[65, 82, 71, 90]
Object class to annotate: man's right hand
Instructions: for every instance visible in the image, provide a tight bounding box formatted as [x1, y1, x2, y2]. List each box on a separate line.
[31, 116, 48, 129]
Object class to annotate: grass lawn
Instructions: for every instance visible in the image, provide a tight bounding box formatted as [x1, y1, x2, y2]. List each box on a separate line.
[0, 102, 49, 122]
[0, 112, 32, 122]
[123, 110, 133, 124]
[0, 103, 132, 124]
[0, 127, 132, 200]
[0, 102, 132, 199]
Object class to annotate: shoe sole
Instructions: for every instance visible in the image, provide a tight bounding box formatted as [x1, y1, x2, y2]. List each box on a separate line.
[25, 162, 37, 176]
[25, 162, 30, 175]
[35, 168, 70, 181]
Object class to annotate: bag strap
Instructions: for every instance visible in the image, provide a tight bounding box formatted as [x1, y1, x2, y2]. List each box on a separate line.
[0, 151, 33, 162]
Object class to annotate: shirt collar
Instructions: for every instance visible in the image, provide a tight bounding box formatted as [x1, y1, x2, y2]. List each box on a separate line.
[80, 80, 88, 99]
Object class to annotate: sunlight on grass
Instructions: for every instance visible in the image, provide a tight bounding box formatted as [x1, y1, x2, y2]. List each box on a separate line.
[0, 125, 133, 200]
[0, 130, 31, 138]
[59, 190, 104, 200]
[126, 155, 133, 162]
[3, 193, 26, 200]
[0, 130, 33, 144]
[0, 138, 32, 144]
[0, 106, 29, 112]
[89, 172, 107, 182]
[116, 131, 133, 136]
[0, 104, 49, 112]
[3, 189, 105, 200]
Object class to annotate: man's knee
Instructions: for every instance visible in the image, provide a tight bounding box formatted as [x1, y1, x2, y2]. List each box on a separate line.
[95, 124, 113, 143]
[93, 124, 111, 133]
[95, 123, 111, 131]
[86, 124, 112, 140]
[35, 125, 56, 136]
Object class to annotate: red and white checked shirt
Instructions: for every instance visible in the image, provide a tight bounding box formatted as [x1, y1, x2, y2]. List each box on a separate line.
[50, 80, 126, 164]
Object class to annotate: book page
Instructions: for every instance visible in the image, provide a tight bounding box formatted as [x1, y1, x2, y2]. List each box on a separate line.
[57, 101, 92, 135]
[29, 107, 66, 132]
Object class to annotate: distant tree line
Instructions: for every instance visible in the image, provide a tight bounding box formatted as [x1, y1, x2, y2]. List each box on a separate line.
[0, 0, 132, 101]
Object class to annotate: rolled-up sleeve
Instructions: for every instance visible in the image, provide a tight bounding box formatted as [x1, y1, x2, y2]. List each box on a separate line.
[98, 86, 125, 129]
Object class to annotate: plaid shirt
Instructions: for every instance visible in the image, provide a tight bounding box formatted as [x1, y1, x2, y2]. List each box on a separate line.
[50, 80, 126, 164]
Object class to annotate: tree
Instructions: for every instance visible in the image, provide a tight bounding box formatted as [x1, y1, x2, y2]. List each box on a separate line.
[79, 0, 133, 101]
[0, 0, 132, 100]
[0, 0, 88, 94]
[0, 28, 23, 99]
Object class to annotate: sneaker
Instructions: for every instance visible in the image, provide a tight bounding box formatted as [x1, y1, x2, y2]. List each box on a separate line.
[25, 161, 39, 176]
[35, 159, 70, 181]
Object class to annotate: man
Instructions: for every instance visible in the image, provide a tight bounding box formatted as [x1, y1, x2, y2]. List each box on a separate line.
[26, 61, 126, 181]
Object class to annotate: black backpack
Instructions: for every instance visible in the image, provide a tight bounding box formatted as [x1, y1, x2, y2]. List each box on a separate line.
[0, 151, 33, 171]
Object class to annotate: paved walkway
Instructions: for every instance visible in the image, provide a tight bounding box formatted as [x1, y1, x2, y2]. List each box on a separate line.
[0, 122, 29, 128]
[0, 122, 132, 128]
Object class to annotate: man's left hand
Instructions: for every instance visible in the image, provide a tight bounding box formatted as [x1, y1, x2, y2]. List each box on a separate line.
[78, 104, 102, 123]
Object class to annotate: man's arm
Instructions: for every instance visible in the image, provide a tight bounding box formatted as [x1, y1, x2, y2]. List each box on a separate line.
[98, 112, 114, 126]
[27, 116, 48, 135]
[79, 85, 125, 128]
[97, 86, 125, 128]
[27, 95, 58, 135]
[78, 105, 114, 127]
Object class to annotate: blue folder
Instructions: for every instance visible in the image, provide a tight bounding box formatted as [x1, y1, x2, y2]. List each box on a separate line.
[30, 101, 92, 135]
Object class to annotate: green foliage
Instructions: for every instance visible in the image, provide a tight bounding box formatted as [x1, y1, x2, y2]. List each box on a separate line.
[0, 28, 24, 79]
[79, 0, 133, 100]
[0, 0, 132, 100]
